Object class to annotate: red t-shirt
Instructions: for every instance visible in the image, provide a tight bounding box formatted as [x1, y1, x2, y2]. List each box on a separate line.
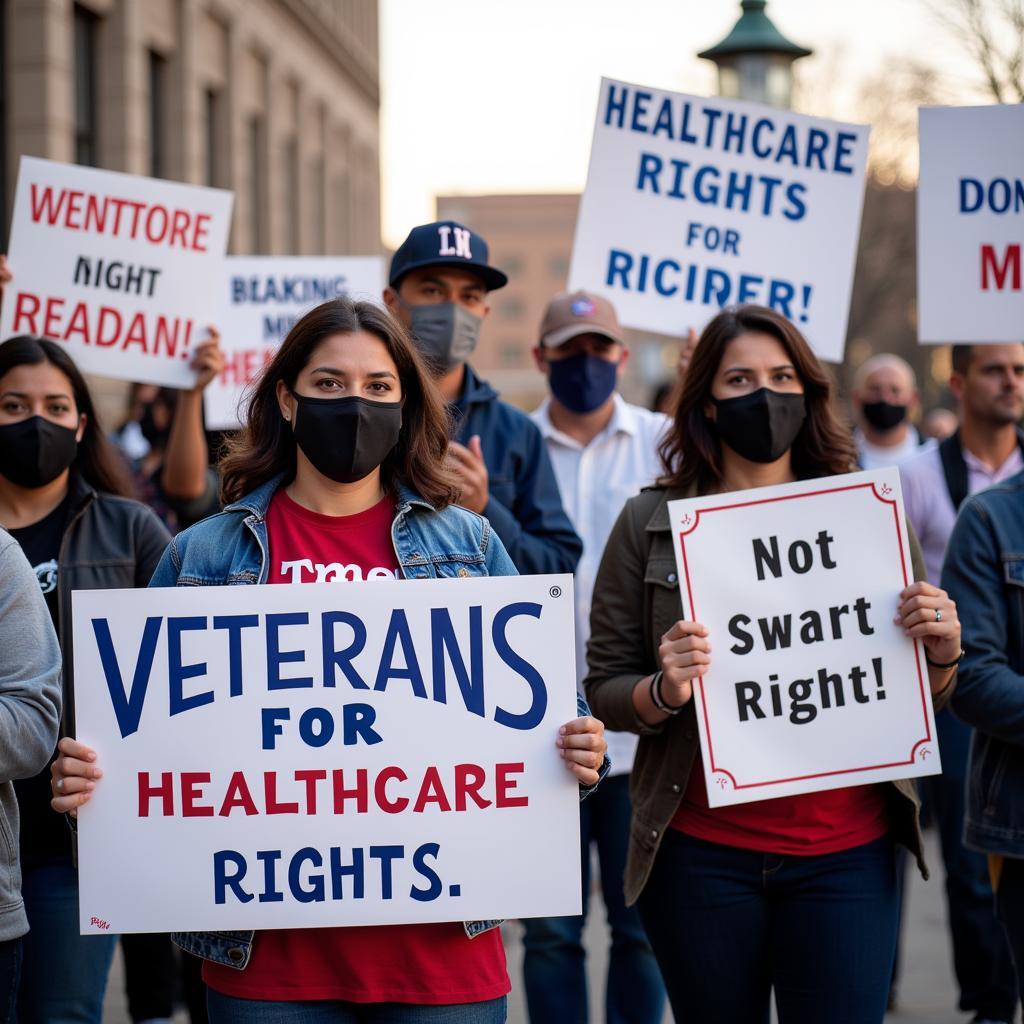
[203, 488, 509, 1004]
[671, 754, 890, 856]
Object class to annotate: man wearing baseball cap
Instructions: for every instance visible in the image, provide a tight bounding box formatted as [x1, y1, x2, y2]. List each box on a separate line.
[384, 221, 581, 575]
[523, 290, 669, 1024]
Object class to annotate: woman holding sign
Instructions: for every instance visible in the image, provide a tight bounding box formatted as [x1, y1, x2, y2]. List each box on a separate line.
[585, 305, 962, 1024]
[51, 297, 607, 1023]
[0, 335, 171, 1023]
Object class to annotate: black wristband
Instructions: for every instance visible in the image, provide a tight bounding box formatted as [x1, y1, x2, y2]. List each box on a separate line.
[925, 648, 965, 671]
[650, 670, 686, 715]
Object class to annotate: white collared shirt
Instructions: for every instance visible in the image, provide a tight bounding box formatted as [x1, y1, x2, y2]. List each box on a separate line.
[532, 394, 670, 776]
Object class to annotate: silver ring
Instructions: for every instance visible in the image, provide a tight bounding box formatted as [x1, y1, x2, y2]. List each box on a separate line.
[935, 609, 942, 622]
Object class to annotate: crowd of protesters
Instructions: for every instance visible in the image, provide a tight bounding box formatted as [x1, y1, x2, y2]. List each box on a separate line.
[0, 219, 1018, 1024]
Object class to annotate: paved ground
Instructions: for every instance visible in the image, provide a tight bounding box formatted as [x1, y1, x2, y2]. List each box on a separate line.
[103, 831, 1007, 1023]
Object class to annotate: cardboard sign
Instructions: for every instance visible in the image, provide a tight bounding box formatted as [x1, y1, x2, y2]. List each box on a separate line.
[569, 79, 869, 362]
[0, 157, 232, 388]
[72, 575, 581, 933]
[667, 470, 940, 807]
[918, 105, 1024, 343]
[206, 257, 386, 430]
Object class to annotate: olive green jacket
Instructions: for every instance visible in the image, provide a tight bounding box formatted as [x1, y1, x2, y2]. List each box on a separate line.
[583, 484, 954, 907]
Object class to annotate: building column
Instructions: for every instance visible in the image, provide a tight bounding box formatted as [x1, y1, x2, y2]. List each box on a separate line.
[170, 0, 201, 183]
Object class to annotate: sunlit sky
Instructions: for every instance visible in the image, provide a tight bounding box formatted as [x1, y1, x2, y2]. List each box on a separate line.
[378, 0, 984, 248]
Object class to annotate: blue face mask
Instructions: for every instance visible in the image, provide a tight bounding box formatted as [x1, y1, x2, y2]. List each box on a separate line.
[548, 352, 619, 413]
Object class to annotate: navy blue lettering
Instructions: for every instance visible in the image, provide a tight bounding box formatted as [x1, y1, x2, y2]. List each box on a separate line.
[289, 847, 325, 903]
[330, 847, 365, 899]
[267, 612, 313, 690]
[213, 614, 259, 697]
[410, 843, 444, 902]
[430, 607, 484, 717]
[168, 616, 212, 717]
[321, 610, 369, 689]
[213, 850, 253, 904]
[374, 610, 426, 698]
[492, 602, 548, 731]
[256, 850, 284, 903]
[92, 616, 162, 739]
[370, 845, 404, 900]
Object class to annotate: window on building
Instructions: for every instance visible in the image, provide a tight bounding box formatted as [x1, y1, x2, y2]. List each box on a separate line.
[148, 51, 166, 178]
[501, 342, 523, 367]
[498, 297, 524, 320]
[73, 5, 99, 167]
[248, 116, 265, 253]
[284, 137, 299, 253]
[548, 253, 570, 279]
[204, 89, 220, 187]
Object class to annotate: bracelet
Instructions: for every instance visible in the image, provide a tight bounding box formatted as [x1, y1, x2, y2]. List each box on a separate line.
[649, 670, 686, 715]
[925, 648, 965, 671]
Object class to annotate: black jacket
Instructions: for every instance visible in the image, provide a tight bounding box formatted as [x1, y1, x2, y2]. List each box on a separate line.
[55, 474, 170, 731]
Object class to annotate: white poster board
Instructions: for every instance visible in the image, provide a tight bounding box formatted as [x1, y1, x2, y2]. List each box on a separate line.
[918, 105, 1024, 343]
[206, 257, 386, 430]
[569, 79, 869, 362]
[667, 470, 940, 808]
[72, 575, 581, 933]
[0, 157, 233, 388]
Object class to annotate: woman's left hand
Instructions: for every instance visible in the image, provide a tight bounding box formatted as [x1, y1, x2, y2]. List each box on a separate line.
[556, 716, 607, 787]
[896, 581, 961, 667]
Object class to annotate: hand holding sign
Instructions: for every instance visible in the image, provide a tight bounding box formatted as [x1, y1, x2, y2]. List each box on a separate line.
[896, 581, 960, 684]
[658, 619, 712, 706]
[188, 328, 224, 393]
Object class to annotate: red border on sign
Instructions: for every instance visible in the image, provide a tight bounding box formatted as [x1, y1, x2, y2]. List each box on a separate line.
[678, 481, 933, 792]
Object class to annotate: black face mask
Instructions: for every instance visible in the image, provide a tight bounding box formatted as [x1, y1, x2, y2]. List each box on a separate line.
[290, 393, 403, 484]
[711, 388, 807, 464]
[861, 400, 908, 431]
[0, 416, 79, 488]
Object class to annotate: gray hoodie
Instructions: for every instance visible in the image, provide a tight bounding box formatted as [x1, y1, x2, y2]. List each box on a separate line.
[0, 529, 62, 941]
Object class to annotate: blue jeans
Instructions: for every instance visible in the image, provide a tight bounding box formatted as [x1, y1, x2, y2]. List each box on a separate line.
[17, 859, 117, 1024]
[207, 990, 506, 1023]
[638, 830, 899, 1024]
[521, 773, 664, 1024]
[0, 937, 21, 1024]
[995, 857, 1024, 1005]
[919, 709, 1019, 1020]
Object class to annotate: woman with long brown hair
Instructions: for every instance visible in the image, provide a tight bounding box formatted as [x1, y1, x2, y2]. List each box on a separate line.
[584, 305, 962, 1024]
[52, 297, 606, 1023]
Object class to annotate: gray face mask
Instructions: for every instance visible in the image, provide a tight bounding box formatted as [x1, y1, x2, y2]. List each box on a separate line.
[406, 302, 482, 374]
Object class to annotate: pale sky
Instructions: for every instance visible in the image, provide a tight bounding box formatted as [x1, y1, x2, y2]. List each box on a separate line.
[378, 0, 985, 248]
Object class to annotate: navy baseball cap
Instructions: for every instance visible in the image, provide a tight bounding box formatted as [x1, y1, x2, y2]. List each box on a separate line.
[389, 220, 508, 292]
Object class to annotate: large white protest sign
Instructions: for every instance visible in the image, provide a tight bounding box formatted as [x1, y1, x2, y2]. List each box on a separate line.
[569, 79, 869, 362]
[918, 105, 1024, 343]
[206, 257, 386, 430]
[0, 157, 232, 388]
[72, 575, 580, 933]
[667, 470, 940, 808]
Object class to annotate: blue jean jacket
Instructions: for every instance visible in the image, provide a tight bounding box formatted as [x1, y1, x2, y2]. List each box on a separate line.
[941, 469, 1024, 857]
[150, 475, 606, 969]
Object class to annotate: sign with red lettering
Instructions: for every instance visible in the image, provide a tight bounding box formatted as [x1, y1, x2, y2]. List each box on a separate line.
[0, 157, 233, 387]
[206, 257, 385, 430]
[667, 469, 941, 808]
[918, 105, 1024, 342]
[72, 574, 581, 932]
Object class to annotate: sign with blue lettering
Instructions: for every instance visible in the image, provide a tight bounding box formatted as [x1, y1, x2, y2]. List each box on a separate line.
[918, 105, 1024, 343]
[72, 575, 579, 933]
[667, 469, 940, 807]
[205, 256, 385, 430]
[569, 79, 869, 362]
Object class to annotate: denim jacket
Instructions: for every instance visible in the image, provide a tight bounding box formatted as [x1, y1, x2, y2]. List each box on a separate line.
[152, 475, 604, 969]
[942, 470, 1024, 857]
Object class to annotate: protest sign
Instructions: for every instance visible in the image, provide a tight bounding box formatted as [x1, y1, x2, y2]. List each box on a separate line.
[0, 157, 232, 388]
[667, 469, 940, 808]
[206, 256, 386, 430]
[569, 79, 869, 362]
[918, 105, 1024, 343]
[72, 574, 580, 933]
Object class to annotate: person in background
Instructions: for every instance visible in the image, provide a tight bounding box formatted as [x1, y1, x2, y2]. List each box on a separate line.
[51, 296, 607, 1024]
[586, 305, 961, 1024]
[922, 407, 959, 443]
[0, 534, 62, 1021]
[0, 336, 170, 1024]
[111, 382, 159, 461]
[852, 353, 932, 469]
[897, 343, 1024, 1024]
[383, 220, 581, 576]
[943, 469, 1024, 1007]
[524, 291, 667, 1024]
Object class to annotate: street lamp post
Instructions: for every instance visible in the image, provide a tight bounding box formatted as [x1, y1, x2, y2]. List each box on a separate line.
[698, 0, 813, 109]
